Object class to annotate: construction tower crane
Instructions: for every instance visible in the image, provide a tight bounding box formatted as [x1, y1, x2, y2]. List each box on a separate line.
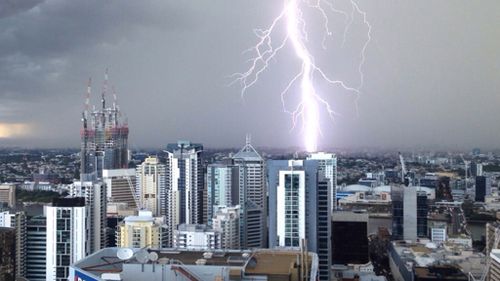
[460, 154, 470, 190]
[399, 152, 410, 186]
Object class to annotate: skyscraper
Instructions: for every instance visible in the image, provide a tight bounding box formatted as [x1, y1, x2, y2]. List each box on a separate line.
[0, 211, 27, 279]
[206, 163, 238, 225]
[307, 152, 337, 210]
[102, 168, 137, 209]
[0, 227, 15, 281]
[392, 186, 428, 241]
[69, 181, 107, 253]
[80, 73, 129, 181]
[212, 206, 240, 249]
[46, 198, 86, 281]
[232, 136, 267, 248]
[135, 157, 166, 216]
[164, 141, 204, 247]
[268, 159, 332, 281]
[26, 216, 46, 281]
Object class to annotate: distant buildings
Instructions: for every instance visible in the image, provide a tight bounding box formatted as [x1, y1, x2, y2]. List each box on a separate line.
[45, 197, 86, 281]
[116, 210, 167, 249]
[0, 184, 15, 208]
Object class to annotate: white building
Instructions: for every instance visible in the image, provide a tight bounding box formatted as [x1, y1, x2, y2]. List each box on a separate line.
[135, 157, 166, 216]
[173, 224, 221, 250]
[212, 206, 240, 249]
[45, 198, 86, 281]
[69, 181, 107, 253]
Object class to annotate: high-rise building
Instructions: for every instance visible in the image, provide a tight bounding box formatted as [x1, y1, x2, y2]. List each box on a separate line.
[206, 163, 238, 225]
[116, 210, 167, 249]
[475, 176, 490, 202]
[307, 152, 337, 210]
[46, 197, 86, 281]
[471, 163, 483, 177]
[268, 159, 332, 281]
[26, 216, 46, 281]
[0, 227, 15, 281]
[135, 157, 166, 216]
[392, 186, 428, 241]
[69, 181, 107, 253]
[164, 141, 204, 246]
[80, 73, 129, 181]
[103, 168, 137, 209]
[0, 184, 15, 208]
[232, 136, 267, 248]
[173, 224, 221, 250]
[0, 211, 27, 279]
[212, 206, 240, 249]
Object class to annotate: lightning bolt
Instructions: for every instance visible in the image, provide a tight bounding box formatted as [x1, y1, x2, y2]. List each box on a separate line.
[232, 0, 372, 152]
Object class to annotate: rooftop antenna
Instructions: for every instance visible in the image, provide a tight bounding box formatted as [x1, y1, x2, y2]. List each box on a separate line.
[246, 133, 251, 146]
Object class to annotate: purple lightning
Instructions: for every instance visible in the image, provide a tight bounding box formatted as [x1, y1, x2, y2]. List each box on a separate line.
[232, 0, 372, 152]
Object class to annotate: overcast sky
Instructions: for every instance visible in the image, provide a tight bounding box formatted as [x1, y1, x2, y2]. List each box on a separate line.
[0, 0, 498, 150]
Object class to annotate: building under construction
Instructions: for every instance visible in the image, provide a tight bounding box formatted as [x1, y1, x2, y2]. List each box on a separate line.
[81, 71, 129, 181]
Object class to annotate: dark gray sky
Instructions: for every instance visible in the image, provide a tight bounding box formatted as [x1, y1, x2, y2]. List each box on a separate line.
[0, 1, 498, 150]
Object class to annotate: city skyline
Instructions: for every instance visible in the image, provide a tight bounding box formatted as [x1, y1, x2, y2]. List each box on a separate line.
[0, 1, 498, 151]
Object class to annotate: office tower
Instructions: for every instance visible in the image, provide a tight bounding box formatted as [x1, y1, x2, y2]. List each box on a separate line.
[116, 210, 167, 249]
[331, 211, 369, 265]
[307, 152, 337, 210]
[103, 169, 137, 209]
[232, 136, 267, 248]
[0, 211, 27, 279]
[173, 224, 221, 250]
[69, 181, 107, 252]
[26, 216, 46, 281]
[165, 141, 204, 246]
[0, 227, 15, 281]
[268, 159, 332, 281]
[80, 73, 129, 181]
[46, 197, 86, 281]
[212, 206, 240, 249]
[206, 164, 238, 225]
[135, 157, 166, 216]
[392, 186, 428, 241]
[475, 176, 490, 202]
[0, 184, 15, 208]
[471, 163, 483, 177]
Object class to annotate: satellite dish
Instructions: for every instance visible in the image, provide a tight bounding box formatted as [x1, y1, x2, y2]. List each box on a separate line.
[135, 249, 150, 264]
[117, 248, 134, 260]
[149, 251, 159, 262]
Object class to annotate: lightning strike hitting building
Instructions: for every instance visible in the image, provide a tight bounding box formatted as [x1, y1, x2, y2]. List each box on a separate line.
[81, 70, 129, 181]
[233, 0, 371, 152]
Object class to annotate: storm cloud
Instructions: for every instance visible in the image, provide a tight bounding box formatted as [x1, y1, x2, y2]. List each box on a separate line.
[0, 0, 498, 150]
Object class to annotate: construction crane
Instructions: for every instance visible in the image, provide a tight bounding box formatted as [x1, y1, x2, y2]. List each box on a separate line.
[460, 154, 470, 190]
[469, 226, 500, 281]
[125, 175, 141, 210]
[399, 152, 410, 186]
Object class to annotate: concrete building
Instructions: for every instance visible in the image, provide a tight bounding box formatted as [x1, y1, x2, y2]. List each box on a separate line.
[268, 159, 332, 281]
[26, 216, 46, 281]
[69, 248, 319, 281]
[489, 249, 500, 281]
[46, 197, 87, 281]
[173, 224, 221, 250]
[232, 136, 267, 248]
[69, 181, 107, 253]
[165, 141, 204, 247]
[103, 168, 137, 209]
[0, 184, 15, 208]
[135, 157, 166, 216]
[116, 210, 167, 249]
[212, 205, 240, 249]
